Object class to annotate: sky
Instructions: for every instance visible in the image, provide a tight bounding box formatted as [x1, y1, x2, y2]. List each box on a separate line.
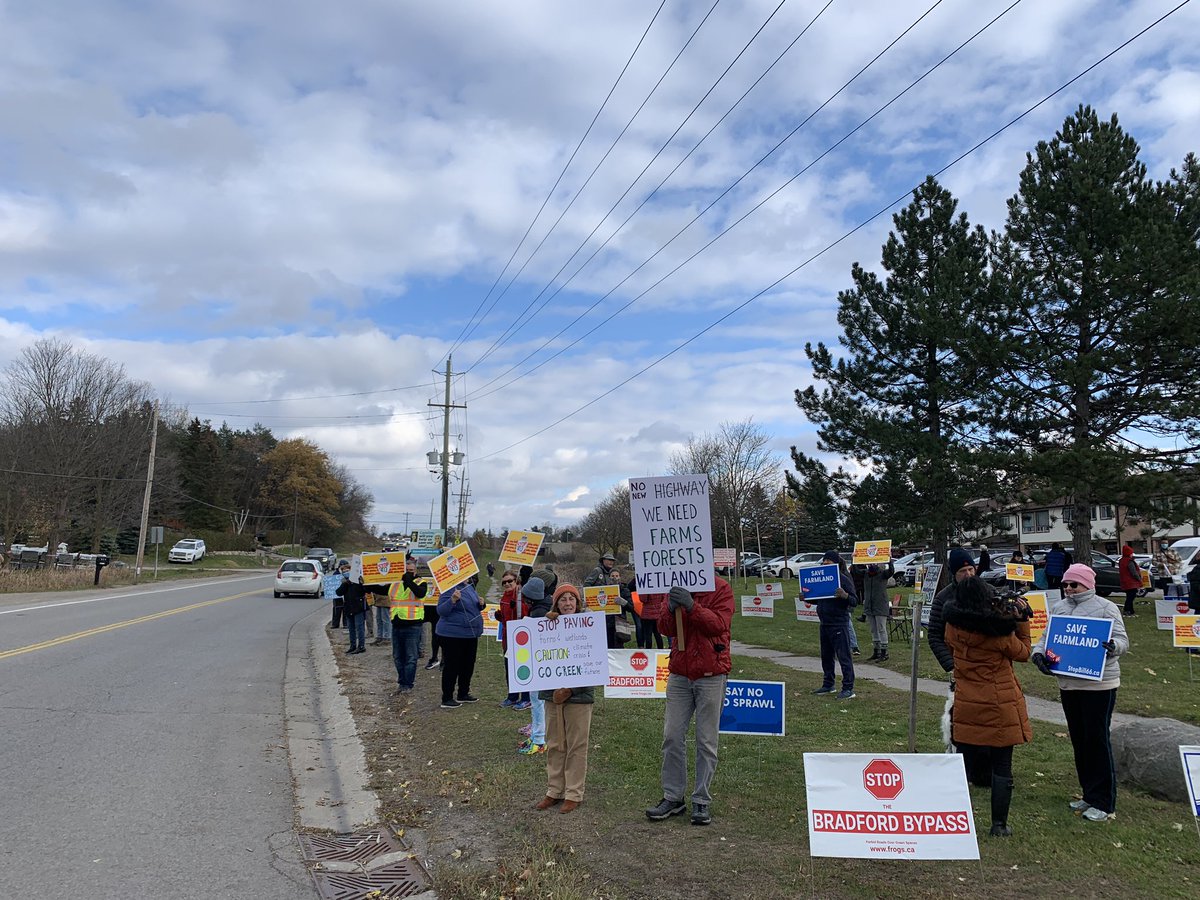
[2, 0, 1198, 536]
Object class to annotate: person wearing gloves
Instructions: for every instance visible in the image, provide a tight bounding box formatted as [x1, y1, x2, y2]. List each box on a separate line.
[517, 576, 553, 753]
[435, 574, 485, 709]
[943, 577, 1033, 837]
[534, 585, 596, 814]
[387, 555, 429, 694]
[862, 562, 892, 661]
[645, 574, 734, 827]
[336, 570, 389, 654]
[1030, 563, 1129, 821]
[809, 551, 858, 699]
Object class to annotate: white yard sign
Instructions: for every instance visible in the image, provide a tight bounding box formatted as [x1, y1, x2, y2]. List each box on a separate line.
[505, 613, 608, 694]
[741, 594, 775, 617]
[629, 474, 715, 594]
[804, 753, 979, 860]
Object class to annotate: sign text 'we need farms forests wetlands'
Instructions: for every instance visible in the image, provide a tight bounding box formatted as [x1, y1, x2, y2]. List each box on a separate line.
[630, 475, 714, 593]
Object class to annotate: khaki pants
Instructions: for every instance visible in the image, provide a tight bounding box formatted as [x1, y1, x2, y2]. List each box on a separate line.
[545, 701, 593, 802]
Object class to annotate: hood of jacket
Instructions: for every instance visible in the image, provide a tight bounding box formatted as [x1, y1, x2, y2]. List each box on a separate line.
[942, 599, 1019, 637]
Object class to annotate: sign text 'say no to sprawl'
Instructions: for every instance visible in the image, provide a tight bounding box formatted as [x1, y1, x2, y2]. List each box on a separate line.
[630, 475, 714, 593]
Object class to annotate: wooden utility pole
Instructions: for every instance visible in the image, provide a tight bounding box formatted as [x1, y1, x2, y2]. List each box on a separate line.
[427, 356, 465, 535]
[133, 401, 159, 584]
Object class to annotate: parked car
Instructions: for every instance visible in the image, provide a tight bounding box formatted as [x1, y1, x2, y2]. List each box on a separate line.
[305, 546, 336, 573]
[168, 538, 207, 564]
[274, 558, 324, 597]
[898, 552, 936, 586]
[763, 552, 827, 579]
[978, 551, 1016, 587]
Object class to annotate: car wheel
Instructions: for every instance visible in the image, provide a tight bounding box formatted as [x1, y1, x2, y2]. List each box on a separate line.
[274, 590, 281, 598]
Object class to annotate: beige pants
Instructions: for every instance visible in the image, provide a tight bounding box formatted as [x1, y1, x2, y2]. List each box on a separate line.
[545, 701, 593, 802]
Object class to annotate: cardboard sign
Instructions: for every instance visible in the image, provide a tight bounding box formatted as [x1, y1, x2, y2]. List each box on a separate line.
[919, 564, 943, 604]
[1023, 592, 1049, 645]
[506, 612, 608, 692]
[1043, 615, 1114, 681]
[480, 603, 500, 637]
[583, 584, 622, 615]
[498, 529, 545, 567]
[1006, 562, 1035, 582]
[758, 582, 784, 602]
[604, 648, 671, 698]
[852, 540, 892, 566]
[360, 551, 407, 585]
[322, 573, 344, 600]
[1157, 597, 1192, 631]
[713, 547, 737, 568]
[1141, 567, 1152, 590]
[629, 474, 715, 593]
[800, 564, 842, 600]
[741, 594, 774, 617]
[1173, 615, 1200, 648]
[795, 598, 820, 622]
[1181, 745, 1200, 818]
[427, 542, 479, 593]
[805, 753, 978, 860]
[411, 529, 446, 550]
[720, 680, 785, 736]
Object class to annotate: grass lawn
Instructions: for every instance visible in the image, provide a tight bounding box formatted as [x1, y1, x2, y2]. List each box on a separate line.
[0, 552, 273, 592]
[723, 575, 1200, 726]
[336, 627, 1200, 900]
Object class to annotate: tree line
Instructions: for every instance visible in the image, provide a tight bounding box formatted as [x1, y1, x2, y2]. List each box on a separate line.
[0, 338, 373, 555]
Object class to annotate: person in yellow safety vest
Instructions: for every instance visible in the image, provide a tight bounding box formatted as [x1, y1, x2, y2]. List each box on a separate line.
[389, 555, 429, 695]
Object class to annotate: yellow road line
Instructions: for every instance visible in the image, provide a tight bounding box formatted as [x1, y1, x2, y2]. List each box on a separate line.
[0, 588, 267, 661]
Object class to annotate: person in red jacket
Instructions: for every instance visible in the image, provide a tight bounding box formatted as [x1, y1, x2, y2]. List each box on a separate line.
[644, 576, 734, 827]
[1117, 545, 1142, 616]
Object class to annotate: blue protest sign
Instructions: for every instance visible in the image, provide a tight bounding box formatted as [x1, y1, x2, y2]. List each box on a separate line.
[799, 564, 841, 600]
[322, 573, 343, 600]
[720, 680, 785, 736]
[1180, 746, 1200, 818]
[1043, 615, 1114, 682]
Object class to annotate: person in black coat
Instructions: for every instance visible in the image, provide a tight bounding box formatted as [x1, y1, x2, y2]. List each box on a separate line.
[336, 574, 389, 654]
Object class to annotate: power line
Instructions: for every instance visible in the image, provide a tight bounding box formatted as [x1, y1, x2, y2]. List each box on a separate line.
[471, 0, 1192, 461]
[184, 382, 438, 406]
[442, 0, 669, 362]
[186, 410, 430, 423]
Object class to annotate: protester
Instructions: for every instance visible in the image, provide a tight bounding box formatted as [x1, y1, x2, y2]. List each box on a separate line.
[534, 584, 596, 814]
[977, 544, 992, 574]
[486, 562, 495, 578]
[496, 570, 529, 708]
[584, 552, 617, 588]
[630, 576, 663, 649]
[436, 574, 485, 709]
[928, 548, 980, 675]
[330, 566, 347, 629]
[1044, 543, 1068, 590]
[645, 575, 734, 827]
[1031, 563, 1129, 821]
[862, 561, 892, 661]
[517, 575, 552, 753]
[422, 569, 442, 670]
[371, 586, 392, 646]
[809, 551, 858, 699]
[942, 577, 1033, 837]
[387, 556, 429, 694]
[1189, 559, 1200, 617]
[1008, 549, 1026, 592]
[336, 571, 389, 655]
[1117, 544, 1142, 617]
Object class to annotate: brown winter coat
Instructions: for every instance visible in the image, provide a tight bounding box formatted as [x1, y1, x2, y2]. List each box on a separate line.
[943, 602, 1033, 748]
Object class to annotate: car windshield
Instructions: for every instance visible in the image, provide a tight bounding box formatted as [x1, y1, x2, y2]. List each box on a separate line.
[308, 548, 332, 555]
[282, 561, 317, 572]
[175, 541, 198, 548]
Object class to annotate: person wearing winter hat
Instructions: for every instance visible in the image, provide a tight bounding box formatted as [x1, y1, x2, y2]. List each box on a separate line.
[928, 548, 979, 674]
[1117, 545, 1142, 616]
[1030, 563, 1128, 822]
[517, 576, 552, 754]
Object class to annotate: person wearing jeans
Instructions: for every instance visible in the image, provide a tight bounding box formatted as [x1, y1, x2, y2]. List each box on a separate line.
[516, 576, 552, 751]
[336, 570, 387, 655]
[373, 600, 392, 645]
[810, 551, 857, 700]
[645, 577, 734, 827]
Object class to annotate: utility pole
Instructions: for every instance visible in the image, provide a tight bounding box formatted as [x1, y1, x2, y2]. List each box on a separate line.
[403, 511, 411, 534]
[291, 492, 299, 553]
[455, 477, 470, 542]
[427, 355, 466, 535]
[133, 401, 160, 584]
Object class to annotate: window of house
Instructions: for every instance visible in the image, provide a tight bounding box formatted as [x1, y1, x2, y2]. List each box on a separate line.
[998, 515, 1013, 531]
[1021, 510, 1050, 533]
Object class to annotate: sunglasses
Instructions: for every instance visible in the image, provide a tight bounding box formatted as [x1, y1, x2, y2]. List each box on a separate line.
[501, 579, 515, 585]
[1062, 581, 1083, 588]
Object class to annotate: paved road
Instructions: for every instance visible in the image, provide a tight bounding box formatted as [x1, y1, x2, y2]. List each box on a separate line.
[0, 574, 325, 897]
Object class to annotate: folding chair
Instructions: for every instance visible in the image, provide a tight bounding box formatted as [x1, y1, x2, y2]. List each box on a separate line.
[888, 593, 912, 643]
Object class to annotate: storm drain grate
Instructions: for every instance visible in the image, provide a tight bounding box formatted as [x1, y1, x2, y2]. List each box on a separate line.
[311, 860, 429, 899]
[299, 828, 402, 864]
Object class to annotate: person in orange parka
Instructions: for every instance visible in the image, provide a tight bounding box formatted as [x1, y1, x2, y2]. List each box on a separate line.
[644, 575, 734, 827]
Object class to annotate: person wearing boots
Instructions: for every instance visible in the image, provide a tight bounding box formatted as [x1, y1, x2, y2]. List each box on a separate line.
[862, 562, 892, 661]
[942, 576, 1033, 837]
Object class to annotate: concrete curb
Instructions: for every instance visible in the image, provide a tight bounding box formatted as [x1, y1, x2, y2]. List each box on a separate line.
[285, 608, 381, 832]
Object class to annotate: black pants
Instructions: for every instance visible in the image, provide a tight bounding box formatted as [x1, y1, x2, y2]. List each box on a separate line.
[639, 619, 663, 649]
[424, 606, 441, 660]
[956, 743, 1014, 787]
[819, 621, 854, 690]
[1061, 688, 1118, 813]
[1123, 589, 1137, 615]
[331, 601, 344, 628]
[440, 636, 478, 702]
[1047, 575, 1062, 590]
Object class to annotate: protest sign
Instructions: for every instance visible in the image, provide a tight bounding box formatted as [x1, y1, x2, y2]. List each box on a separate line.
[498, 529, 545, 567]
[1157, 597, 1191, 631]
[1141, 567, 1152, 590]
[1173, 615, 1200, 649]
[720, 680, 785, 735]
[853, 540, 892, 566]
[713, 547, 737, 569]
[629, 474, 714, 593]
[506, 612, 608, 693]
[804, 753, 978, 860]
[758, 582, 784, 602]
[604, 648, 670, 698]
[1180, 746, 1200, 817]
[583, 584, 622, 615]
[322, 573, 343, 600]
[480, 603, 500, 637]
[741, 594, 774, 617]
[427, 542, 479, 594]
[1023, 592, 1049, 645]
[1006, 562, 1035, 582]
[411, 529, 446, 550]
[360, 551, 407, 585]
[1043, 615, 1114, 681]
[919, 564, 942, 601]
[800, 564, 842, 600]
[795, 598, 820, 622]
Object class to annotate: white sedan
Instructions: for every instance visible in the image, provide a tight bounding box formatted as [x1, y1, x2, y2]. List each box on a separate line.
[274, 559, 324, 598]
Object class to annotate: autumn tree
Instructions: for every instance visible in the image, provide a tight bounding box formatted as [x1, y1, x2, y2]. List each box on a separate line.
[255, 438, 343, 547]
[575, 482, 631, 558]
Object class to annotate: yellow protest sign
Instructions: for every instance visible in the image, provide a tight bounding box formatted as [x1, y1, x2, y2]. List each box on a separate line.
[360, 551, 407, 585]
[655, 651, 671, 693]
[498, 529, 546, 567]
[584, 584, 622, 615]
[1006, 563, 1035, 583]
[852, 540, 892, 566]
[481, 603, 500, 636]
[428, 542, 479, 594]
[1023, 592, 1048, 645]
[1141, 568, 1151, 590]
[1173, 615, 1200, 648]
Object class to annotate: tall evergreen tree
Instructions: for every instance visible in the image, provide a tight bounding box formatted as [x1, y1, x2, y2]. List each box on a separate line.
[785, 454, 843, 553]
[991, 107, 1200, 562]
[796, 176, 1002, 563]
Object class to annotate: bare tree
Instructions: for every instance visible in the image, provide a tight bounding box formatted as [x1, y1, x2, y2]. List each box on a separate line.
[576, 483, 631, 557]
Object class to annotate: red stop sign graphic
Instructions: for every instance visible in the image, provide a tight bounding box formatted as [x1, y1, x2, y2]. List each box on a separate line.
[630, 652, 649, 671]
[863, 758, 904, 801]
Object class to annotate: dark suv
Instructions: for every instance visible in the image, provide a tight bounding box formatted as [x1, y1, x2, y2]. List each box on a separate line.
[305, 547, 336, 573]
